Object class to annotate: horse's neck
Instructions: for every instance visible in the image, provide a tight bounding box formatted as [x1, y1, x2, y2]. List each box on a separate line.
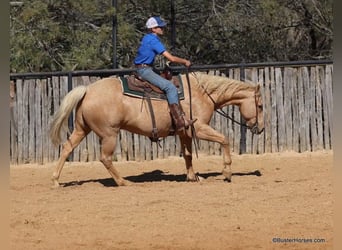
[216, 87, 254, 107]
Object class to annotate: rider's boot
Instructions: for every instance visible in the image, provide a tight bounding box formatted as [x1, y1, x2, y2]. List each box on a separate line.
[169, 103, 196, 131]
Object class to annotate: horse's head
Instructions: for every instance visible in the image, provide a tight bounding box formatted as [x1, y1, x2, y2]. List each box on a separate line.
[239, 84, 264, 134]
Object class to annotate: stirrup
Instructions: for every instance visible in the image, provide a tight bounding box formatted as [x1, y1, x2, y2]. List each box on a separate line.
[184, 118, 197, 129]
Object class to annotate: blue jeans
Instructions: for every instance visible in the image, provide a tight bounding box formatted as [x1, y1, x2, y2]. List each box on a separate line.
[136, 67, 179, 105]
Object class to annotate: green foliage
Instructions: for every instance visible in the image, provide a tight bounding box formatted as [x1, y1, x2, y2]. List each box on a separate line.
[10, 0, 332, 72]
[10, 0, 114, 72]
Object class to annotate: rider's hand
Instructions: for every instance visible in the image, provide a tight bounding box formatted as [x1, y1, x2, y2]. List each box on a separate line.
[184, 60, 191, 67]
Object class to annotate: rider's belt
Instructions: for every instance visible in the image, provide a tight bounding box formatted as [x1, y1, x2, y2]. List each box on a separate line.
[134, 64, 153, 68]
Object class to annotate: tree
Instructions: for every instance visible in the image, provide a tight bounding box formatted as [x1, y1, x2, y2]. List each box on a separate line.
[10, 0, 115, 72]
[10, 0, 332, 72]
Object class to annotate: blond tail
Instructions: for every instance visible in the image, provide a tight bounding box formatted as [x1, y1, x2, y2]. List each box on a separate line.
[49, 85, 87, 146]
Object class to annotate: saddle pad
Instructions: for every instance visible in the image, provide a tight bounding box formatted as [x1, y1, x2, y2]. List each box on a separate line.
[120, 75, 185, 101]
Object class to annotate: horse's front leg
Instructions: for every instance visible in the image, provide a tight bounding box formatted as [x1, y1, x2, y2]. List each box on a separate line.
[196, 124, 232, 182]
[179, 134, 200, 182]
[221, 141, 232, 182]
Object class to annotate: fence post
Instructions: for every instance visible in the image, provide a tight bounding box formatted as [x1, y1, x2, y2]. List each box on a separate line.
[67, 72, 74, 161]
[67, 72, 74, 132]
[239, 63, 247, 154]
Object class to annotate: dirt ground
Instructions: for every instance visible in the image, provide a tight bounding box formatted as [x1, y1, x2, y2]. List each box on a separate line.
[10, 151, 333, 250]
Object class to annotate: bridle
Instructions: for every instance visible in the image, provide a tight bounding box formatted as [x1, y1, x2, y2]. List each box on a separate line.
[205, 87, 262, 135]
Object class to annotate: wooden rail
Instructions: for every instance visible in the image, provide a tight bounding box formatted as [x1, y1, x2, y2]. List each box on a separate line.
[10, 64, 333, 164]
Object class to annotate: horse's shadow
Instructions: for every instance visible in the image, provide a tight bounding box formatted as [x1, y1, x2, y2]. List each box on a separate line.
[61, 169, 262, 187]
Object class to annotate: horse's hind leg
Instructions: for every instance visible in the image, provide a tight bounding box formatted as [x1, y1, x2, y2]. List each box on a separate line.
[52, 127, 89, 187]
[100, 135, 131, 186]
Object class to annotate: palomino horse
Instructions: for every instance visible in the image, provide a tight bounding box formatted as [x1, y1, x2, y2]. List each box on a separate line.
[49, 72, 264, 187]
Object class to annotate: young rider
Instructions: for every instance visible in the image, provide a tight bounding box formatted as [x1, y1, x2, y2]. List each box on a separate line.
[133, 16, 195, 131]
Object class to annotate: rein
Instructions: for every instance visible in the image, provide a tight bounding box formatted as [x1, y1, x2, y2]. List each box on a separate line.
[185, 68, 200, 158]
[215, 108, 249, 128]
[203, 83, 260, 134]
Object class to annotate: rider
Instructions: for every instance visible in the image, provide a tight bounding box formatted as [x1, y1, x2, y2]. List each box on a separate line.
[133, 16, 195, 131]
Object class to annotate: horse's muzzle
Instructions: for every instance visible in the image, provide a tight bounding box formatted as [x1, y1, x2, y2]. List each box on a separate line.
[250, 124, 264, 135]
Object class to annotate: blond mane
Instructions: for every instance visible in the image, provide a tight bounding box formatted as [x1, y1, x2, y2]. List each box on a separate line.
[193, 72, 256, 98]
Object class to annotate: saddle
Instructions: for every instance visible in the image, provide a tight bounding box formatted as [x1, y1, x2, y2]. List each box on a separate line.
[120, 74, 184, 101]
[119, 72, 185, 142]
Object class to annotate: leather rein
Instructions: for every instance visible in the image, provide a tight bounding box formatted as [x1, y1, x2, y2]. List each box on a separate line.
[203, 82, 261, 134]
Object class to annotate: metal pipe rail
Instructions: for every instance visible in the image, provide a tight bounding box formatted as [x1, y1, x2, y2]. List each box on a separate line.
[10, 60, 333, 80]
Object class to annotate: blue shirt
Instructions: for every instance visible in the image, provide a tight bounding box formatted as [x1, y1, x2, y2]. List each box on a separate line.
[134, 33, 166, 65]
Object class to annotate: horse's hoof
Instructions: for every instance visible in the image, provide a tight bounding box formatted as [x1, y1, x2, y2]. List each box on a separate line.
[222, 170, 232, 183]
[186, 174, 202, 182]
[51, 180, 60, 188]
[224, 177, 232, 183]
[197, 175, 204, 181]
[117, 179, 132, 187]
[186, 177, 196, 182]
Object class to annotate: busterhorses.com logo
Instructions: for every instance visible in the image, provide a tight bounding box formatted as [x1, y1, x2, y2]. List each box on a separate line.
[272, 237, 326, 244]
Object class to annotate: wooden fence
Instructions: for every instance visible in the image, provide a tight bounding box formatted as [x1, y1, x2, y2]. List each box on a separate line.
[10, 63, 333, 164]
